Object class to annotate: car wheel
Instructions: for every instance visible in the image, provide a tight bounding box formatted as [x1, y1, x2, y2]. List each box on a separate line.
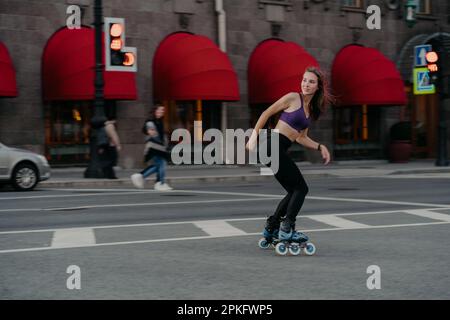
[11, 163, 39, 191]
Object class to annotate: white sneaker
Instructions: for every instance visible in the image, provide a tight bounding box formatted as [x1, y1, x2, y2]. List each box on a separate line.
[160, 183, 173, 191]
[154, 181, 163, 190]
[131, 173, 144, 189]
[154, 182, 173, 191]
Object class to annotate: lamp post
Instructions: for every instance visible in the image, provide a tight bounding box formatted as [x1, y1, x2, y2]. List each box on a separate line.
[405, 0, 417, 28]
[84, 0, 107, 178]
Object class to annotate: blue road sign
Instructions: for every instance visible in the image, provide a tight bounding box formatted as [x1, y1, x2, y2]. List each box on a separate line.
[414, 45, 432, 67]
[413, 67, 435, 95]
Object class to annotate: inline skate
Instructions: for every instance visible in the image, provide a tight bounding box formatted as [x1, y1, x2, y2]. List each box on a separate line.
[257, 216, 280, 250]
[274, 220, 316, 256]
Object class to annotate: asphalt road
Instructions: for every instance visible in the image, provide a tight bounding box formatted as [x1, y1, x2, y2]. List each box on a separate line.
[1, 174, 450, 300]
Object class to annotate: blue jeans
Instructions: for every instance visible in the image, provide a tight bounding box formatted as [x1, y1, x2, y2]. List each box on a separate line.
[141, 156, 166, 183]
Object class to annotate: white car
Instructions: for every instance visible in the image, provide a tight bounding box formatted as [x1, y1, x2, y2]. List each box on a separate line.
[0, 143, 51, 191]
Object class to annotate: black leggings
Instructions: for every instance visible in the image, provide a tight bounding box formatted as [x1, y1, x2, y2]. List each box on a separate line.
[263, 132, 309, 227]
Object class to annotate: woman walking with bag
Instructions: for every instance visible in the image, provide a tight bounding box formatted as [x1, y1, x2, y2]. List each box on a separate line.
[131, 105, 173, 191]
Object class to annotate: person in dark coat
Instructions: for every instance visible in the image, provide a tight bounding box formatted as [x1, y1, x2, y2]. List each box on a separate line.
[98, 118, 121, 179]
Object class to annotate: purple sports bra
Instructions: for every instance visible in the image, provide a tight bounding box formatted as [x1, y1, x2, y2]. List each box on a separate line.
[279, 94, 310, 131]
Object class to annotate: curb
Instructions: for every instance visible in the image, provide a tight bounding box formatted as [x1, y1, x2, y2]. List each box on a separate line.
[39, 167, 450, 188]
[40, 174, 275, 188]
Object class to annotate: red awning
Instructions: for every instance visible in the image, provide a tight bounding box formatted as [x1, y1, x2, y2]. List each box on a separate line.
[42, 27, 137, 101]
[153, 32, 239, 101]
[332, 45, 407, 106]
[0, 42, 18, 97]
[248, 39, 319, 104]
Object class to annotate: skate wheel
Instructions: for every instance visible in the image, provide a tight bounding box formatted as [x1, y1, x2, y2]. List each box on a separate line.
[303, 242, 316, 256]
[258, 238, 271, 249]
[288, 244, 301, 256]
[275, 242, 288, 256]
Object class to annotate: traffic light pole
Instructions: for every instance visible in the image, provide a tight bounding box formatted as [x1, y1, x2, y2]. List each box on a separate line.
[436, 95, 448, 166]
[84, 0, 107, 178]
[434, 34, 449, 167]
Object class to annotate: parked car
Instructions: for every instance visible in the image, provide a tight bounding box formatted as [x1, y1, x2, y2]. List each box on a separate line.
[0, 142, 51, 191]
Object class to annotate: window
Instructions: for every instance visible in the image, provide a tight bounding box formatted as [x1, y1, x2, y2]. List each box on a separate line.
[165, 100, 221, 143]
[333, 105, 383, 160]
[44, 101, 91, 164]
[342, 0, 364, 8]
[44, 101, 116, 165]
[417, 0, 431, 14]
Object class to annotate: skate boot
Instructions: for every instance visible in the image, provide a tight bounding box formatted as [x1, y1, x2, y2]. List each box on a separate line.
[257, 217, 280, 249]
[275, 219, 316, 256]
[290, 223, 309, 244]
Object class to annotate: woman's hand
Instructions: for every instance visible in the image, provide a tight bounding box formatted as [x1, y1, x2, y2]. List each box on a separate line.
[246, 130, 258, 151]
[320, 144, 331, 165]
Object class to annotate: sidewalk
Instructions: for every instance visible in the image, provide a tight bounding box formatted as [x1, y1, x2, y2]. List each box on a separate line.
[41, 159, 450, 188]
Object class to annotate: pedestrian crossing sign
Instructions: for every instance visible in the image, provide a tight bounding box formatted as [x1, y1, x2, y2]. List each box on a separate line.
[413, 67, 435, 95]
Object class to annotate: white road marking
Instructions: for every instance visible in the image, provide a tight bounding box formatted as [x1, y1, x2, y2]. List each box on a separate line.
[43, 188, 156, 192]
[0, 221, 448, 254]
[404, 209, 450, 222]
[2, 189, 448, 213]
[0, 191, 154, 201]
[168, 189, 284, 198]
[0, 197, 282, 213]
[382, 173, 450, 179]
[0, 207, 448, 235]
[307, 196, 450, 208]
[51, 228, 96, 248]
[307, 215, 369, 229]
[193, 220, 247, 237]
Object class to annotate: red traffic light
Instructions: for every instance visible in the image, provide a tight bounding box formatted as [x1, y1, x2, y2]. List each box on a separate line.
[110, 23, 123, 37]
[427, 64, 438, 72]
[123, 52, 135, 66]
[105, 17, 137, 72]
[110, 38, 123, 51]
[425, 51, 438, 64]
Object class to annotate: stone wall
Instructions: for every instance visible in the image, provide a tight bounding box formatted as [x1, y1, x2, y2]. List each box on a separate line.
[0, 0, 449, 165]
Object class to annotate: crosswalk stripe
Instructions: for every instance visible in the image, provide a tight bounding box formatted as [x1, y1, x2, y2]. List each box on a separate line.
[404, 209, 450, 222]
[1, 221, 448, 254]
[51, 228, 96, 248]
[193, 220, 247, 237]
[307, 215, 369, 229]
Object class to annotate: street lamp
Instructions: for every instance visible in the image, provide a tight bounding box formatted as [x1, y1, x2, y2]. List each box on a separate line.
[84, 0, 107, 178]
[405, 0, 417, 28]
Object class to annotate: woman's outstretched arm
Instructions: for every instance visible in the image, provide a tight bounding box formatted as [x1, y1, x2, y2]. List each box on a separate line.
[246, 92, 296, 150]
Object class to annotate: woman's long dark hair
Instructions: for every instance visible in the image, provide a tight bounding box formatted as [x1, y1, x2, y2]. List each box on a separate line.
[304, 66, 335, 121]
[143, 104, 165, 135]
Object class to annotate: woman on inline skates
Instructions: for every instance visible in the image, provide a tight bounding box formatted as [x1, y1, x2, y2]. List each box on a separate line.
[246, 66, 334, 255]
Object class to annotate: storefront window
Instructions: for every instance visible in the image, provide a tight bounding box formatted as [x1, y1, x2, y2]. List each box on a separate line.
[44, 101, 116, 165]
[417, 0, 431, 14]
[341, 0, 364, 9]
[334, 105, 382, 159]
[45, 101, 90, 165]
[165, 100, 222, 142]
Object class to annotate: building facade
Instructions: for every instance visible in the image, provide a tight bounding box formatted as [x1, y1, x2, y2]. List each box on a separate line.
[0, 0, 449, 168]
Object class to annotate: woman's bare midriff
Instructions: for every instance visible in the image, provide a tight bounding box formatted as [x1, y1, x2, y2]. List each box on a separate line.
[274, 120, 302, 142]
